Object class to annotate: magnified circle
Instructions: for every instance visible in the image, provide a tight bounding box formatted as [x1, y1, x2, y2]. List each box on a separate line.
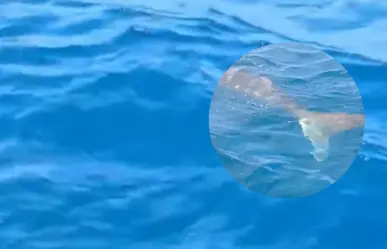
[209, 43, 365, 198]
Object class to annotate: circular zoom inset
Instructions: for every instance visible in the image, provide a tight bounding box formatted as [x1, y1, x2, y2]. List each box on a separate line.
[209, 43, 365, 198]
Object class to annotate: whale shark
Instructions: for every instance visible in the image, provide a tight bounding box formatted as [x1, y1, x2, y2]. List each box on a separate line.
[219, 67, 365, 162]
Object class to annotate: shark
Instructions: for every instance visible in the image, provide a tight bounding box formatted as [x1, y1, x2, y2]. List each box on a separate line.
[219, 67, 365, 162]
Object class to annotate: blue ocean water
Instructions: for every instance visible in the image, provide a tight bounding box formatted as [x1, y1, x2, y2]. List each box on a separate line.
[0, 0, 386, 248]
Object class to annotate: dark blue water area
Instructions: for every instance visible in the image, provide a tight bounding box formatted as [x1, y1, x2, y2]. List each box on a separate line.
[0, 0, 387, 248]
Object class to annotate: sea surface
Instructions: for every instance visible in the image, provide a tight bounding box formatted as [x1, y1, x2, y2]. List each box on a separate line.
[0, 0, 387, 248]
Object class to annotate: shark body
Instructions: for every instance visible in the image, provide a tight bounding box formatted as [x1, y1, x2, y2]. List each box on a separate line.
[219, 67, 365, 161]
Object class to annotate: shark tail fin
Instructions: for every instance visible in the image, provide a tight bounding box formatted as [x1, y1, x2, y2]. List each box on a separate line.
[295, 109, 364, 162]
[298, 117, 330, 162]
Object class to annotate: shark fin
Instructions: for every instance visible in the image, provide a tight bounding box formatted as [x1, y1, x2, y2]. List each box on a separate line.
[298, 117, 330, 162]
